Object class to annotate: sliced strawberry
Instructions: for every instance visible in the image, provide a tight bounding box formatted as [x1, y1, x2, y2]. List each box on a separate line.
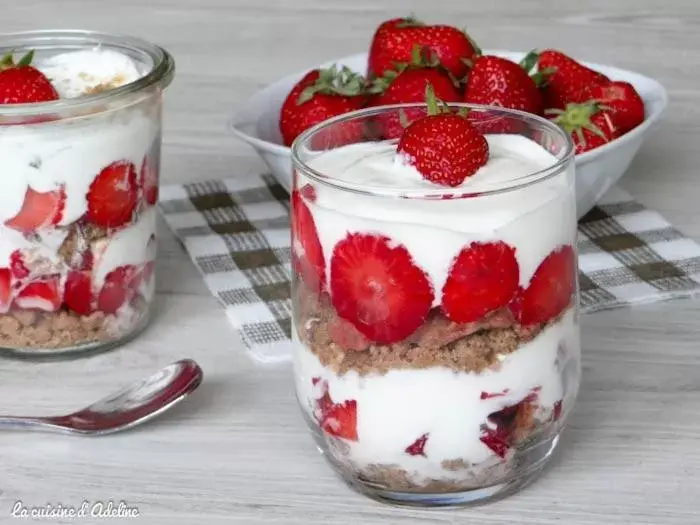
[480, 389, 510, 400]
[5, 187, 65, 231]
[97, 264, 141, 314]
[327, 314, 371, 351]
[0, 268, 11, 312]
[291, 190, 325, 294]
[86, 160, 138, 229]
[441, 241, 519, 324]
[299, 183, 317, 202]
[330, 233, 434, 344]
[15, 276, 61, 312]
[139, 154, 159, 206]
[320, 400, 358, 442]
[479, 428, 510, 458]
[9, 250, 30, 279]
[64, 270, 94, 315]
[405, 433, 429, 457]
[519, 245, 576, 325]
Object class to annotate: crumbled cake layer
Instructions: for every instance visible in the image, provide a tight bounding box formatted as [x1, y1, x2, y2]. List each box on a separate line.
[295, 282, 565, 376]
[0, 297, 148, 351]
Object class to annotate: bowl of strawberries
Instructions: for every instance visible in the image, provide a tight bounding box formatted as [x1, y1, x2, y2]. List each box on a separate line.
[230, 16, 667, 218]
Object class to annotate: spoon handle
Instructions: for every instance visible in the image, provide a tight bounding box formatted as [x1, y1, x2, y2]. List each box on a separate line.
[0, 416, 68, 433]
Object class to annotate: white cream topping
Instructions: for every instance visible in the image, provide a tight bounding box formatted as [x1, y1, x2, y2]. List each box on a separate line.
[38, 49, 144, 98]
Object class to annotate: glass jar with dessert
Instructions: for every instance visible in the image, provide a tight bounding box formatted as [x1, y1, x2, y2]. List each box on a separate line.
[0, 30, 174, 357]
[291, 96, 580, 506]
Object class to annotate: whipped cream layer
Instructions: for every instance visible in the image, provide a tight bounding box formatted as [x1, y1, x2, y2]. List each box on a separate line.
[302, 135, 576, 306]
[295, 310, 580, 478]
[38, 48, 145, 98]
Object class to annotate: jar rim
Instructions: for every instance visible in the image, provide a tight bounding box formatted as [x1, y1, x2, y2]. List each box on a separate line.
[0, 29, 175, 116]
[291, 103, 575, 200]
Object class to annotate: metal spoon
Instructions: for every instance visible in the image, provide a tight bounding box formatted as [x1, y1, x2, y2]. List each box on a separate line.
[0, 359, 203, 435]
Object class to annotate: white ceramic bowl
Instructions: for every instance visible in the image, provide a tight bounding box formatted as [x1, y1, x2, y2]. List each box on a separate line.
[230, 50, 667, 218]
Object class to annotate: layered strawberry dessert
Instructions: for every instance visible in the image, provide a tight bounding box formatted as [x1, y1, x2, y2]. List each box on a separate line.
[292, 98, 580, 494]
[0, 47, 161, 352]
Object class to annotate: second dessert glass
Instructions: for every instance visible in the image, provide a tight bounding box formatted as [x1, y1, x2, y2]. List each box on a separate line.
[291, 103, 580, 507]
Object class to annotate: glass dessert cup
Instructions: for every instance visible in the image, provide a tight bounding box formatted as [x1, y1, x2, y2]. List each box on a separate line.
[0, 31, 174, 358]
[290, 104, 581, 507]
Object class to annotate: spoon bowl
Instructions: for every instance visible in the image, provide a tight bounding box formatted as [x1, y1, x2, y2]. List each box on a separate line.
[0, 359, 203, 435]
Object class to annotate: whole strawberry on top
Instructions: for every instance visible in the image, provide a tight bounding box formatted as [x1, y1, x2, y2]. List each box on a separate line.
[532, 49, 609, 110]
[368, 46, 461, 138]
[0, 50, 59, 104]
[397, 85, 489, 187]
[368, 17, 478, 81]
[279, 65, 367, 147]
[464, 55, 543, 116]
[548, 101, 620, 154]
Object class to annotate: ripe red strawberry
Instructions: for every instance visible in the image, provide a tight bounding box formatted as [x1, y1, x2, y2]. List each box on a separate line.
[518, 245, 576, 326]
[549, 102, 620, 154]
[589, 81, 645, 133]
[97, 264, 141, 314]
[441, 241, 519, 324]
[464, 55, 543, 116]
[321, 399, 358, 441]
[291, 190, 325, 294]
[0, 50, 58, 104]
[369, 65, 461, 139]
[5, 186, 65, 232]
[64, 270, 94, 315]
[405, 433, 429, 457]
[279, 65, 367, 147]
[330, 233, 434, 344]
[140, 153, 158, 206]
[327, 314, 371, 351]
[15, 276, 62, 312]
[368, 17, 478, 80]
[397, 85, 489, 187]
[535, 49, 609, 110]
[0, 269, 11, 312]
[9, 250, 30, 279]
[86, 160, 138, 228]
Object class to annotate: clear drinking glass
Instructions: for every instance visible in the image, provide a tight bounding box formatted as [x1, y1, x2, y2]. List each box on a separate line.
[0, 31, 174, 357]
[291, 103, 580, 507]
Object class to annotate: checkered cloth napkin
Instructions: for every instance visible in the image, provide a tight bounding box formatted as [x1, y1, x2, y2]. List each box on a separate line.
[158, 175, 700, 363]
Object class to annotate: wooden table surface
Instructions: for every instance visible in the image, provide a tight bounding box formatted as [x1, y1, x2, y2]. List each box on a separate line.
[2, 1, 699, 523]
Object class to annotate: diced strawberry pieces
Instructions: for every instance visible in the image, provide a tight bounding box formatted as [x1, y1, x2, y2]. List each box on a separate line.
[86, 160, 138, 229]
[15, 276, 61, 312]
[299, 183, 317, 202]
[311, 376, 321, 386]
[0, 268, 12, 312]
[480, 429, 510, 458]
[140, 154, 159, 206]
[441, 241, 520, 324]
[64, 270, 94, 316]
[553, 400, 563, 421]
[97, 264, 141, 314]
[5, 187, 65, 232]
[327, 314, 371, 351]
[330, 233, 434, 344]
[481, 389, 510, 400]
[321, 400, 358, 442]
[9, 250, 30, 279]
[405, 433, 429, 457]
[291, 190, 326, 294]
[519, 245, 576, 325]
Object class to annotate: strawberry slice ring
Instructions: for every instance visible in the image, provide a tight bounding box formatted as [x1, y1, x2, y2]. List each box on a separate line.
[4, 186, 65, 232]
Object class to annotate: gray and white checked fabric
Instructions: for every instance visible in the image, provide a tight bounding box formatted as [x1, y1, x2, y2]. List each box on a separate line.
[158, 175, 700, 363]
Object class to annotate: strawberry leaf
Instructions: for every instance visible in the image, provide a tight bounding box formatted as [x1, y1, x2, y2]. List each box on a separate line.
[297, 64, 367, 104]
[17, 49, 34, 67]
[519, 49, 540, 73]
[398, 108, 410, 128]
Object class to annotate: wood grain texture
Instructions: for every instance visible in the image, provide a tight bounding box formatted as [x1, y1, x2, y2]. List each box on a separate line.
[1, 1, 699, 523]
